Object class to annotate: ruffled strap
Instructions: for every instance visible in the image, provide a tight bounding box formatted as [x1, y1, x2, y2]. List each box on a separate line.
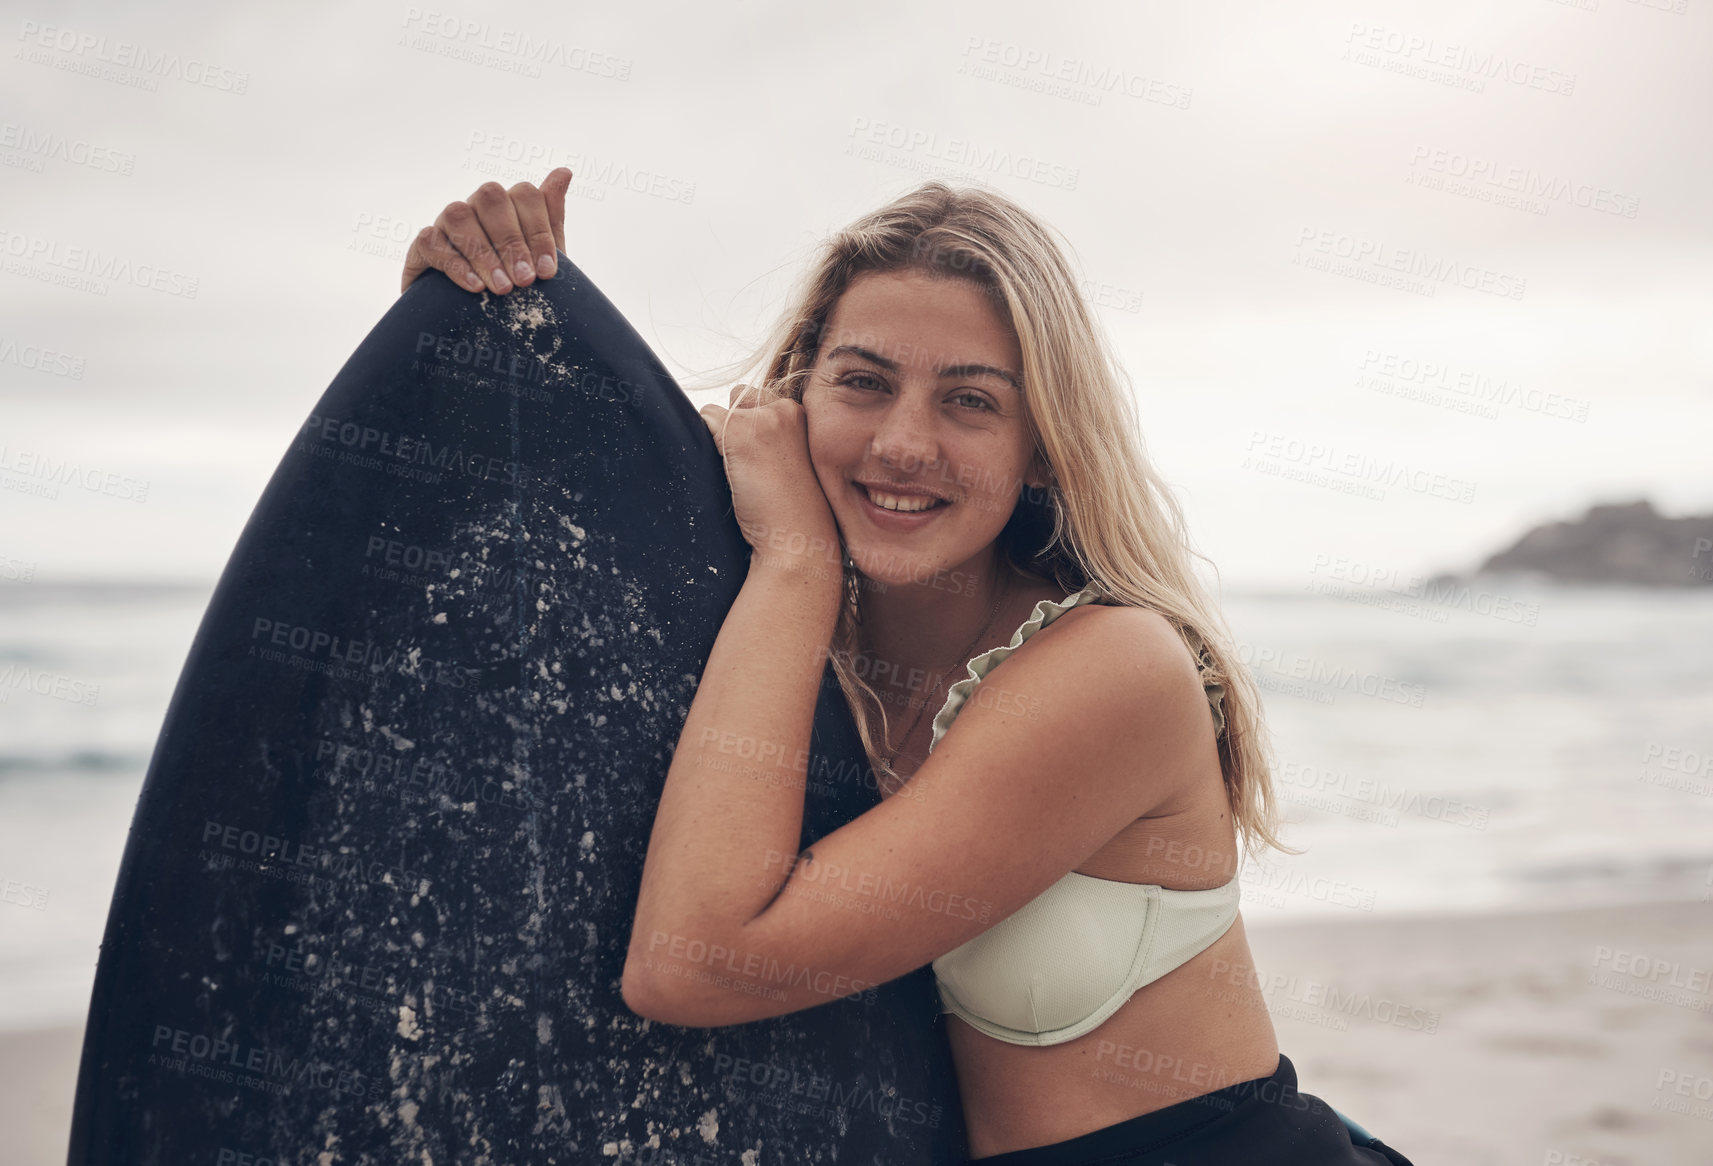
[927, 578, 1227, 752]
[1179, 623, 1227, 741]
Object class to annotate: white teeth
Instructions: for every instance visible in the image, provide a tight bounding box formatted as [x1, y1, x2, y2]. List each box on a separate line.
[862, 485, 942, 513]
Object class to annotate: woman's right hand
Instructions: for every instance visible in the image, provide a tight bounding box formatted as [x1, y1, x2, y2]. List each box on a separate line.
[400, 166, 573, 296]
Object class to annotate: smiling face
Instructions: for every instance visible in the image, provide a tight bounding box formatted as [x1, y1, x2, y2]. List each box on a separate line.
[800, 268, 1049, 593]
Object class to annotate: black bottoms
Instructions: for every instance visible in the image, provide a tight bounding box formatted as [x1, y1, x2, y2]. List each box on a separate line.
[970, 1054, 1415, 1166]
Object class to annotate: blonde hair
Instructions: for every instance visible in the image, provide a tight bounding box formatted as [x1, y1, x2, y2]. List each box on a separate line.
[698, 181, 1292, 859]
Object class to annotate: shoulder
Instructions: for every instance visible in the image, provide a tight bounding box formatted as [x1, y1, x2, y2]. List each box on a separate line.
[1039, 601, 1200, 685]
[995, 600, 1210, 750]
[922, 599, 1211, 820]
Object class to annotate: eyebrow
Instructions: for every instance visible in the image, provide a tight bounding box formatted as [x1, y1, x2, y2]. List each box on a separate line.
[825, 344, 1022, 392]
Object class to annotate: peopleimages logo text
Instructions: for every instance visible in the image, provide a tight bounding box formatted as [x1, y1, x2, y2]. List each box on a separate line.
[1294, 228, 1525, 300]
[15, 20, 250, 93]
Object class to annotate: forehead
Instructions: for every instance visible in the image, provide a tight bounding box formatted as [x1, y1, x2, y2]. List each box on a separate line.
[821, 269, 1020, 370]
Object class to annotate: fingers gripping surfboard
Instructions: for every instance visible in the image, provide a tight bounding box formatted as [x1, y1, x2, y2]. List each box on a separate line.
[66, 257, 967, 1164]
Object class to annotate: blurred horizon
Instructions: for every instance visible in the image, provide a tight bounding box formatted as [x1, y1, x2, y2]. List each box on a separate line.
[0, 488, 1703, 590]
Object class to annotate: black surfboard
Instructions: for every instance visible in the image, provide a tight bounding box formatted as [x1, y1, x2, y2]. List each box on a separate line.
[66, 255, 968, 1164]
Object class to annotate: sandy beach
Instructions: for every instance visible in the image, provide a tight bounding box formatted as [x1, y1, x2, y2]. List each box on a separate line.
[1245, 897, 1713, 1164]
[2, 1022, 84, 1166]
[9, 896, 1710, 1164]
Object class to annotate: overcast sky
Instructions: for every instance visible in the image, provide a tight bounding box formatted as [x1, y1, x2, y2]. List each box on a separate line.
[2, 0, 1708, 590]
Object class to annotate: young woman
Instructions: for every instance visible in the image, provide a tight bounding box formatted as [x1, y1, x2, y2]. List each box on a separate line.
[404, 171, 1415, 1166]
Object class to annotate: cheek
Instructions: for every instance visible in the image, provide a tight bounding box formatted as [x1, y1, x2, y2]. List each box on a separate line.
[951, 450, 1028, 523]
[801, 415, 847, 497]
[804, 404, 854, 462]
[946, 444, 1014, 497]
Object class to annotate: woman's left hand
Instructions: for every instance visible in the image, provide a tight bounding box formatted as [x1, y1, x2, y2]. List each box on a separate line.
[700, 385, 840, 572]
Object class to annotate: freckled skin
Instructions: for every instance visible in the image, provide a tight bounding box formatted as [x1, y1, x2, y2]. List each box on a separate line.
[800, 270, 1056, 681]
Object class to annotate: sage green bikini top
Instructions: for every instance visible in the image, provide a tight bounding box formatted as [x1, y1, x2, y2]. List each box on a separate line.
[926, 578, 1240, 1047]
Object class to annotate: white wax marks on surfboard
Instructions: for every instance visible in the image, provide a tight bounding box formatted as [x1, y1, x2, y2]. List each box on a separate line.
[698, 1107, 721, 1145]
[488, 281, 558, 347]
[302, 482, 716, 1152]
[469, 280, 605, 398]
[493, 282, 566, 378]
[421, 494, 672, 721]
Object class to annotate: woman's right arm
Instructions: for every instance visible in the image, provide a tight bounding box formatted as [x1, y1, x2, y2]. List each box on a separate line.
[400, 166, 573, 296]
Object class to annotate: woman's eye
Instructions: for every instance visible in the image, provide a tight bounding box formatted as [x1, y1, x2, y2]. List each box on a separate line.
[839, 373, 991, 413]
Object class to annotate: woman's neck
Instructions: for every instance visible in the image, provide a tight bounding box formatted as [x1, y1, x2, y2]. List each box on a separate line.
[856, 556, 1049, 687]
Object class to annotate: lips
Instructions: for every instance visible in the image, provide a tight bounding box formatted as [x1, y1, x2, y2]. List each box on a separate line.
[854, 481, 950, 513]
[851, 480, 953, 530]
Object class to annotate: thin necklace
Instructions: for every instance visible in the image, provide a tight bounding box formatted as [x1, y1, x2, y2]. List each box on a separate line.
[879, 572, 1011, 774]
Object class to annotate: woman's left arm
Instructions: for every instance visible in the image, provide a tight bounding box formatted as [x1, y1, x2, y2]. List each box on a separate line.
[623, 545, 844, 995]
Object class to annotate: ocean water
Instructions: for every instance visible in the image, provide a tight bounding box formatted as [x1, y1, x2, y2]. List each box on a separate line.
[1, 577, 1710, 1032]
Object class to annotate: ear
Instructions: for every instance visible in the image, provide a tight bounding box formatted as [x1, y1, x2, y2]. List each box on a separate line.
[1024, 450, 1054, 492]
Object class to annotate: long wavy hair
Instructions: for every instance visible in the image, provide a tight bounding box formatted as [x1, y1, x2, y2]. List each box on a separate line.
[696, 180, 1291, 859]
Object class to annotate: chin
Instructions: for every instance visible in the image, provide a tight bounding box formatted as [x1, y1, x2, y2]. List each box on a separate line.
[846, 541, 968, 592]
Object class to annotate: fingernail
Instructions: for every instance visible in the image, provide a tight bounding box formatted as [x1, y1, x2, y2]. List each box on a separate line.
[464, 272, 483, 290]
[538, 253, 556, 277]
[514, 259, 534, 283]
[492, 267, 512, 292]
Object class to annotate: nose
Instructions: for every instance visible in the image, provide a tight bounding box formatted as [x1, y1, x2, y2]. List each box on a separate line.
[867, 390, 944, 481]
